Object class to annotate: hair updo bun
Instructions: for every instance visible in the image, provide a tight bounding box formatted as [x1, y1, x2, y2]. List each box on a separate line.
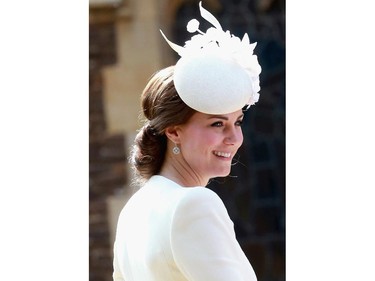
[130, 66, 195, 183]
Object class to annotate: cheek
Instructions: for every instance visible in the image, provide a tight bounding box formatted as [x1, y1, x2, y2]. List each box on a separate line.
[181, 131, 217, 152]
[239, 132, 244, 146]
[234, 127, 244, 147]
[199, 132, 222, 149]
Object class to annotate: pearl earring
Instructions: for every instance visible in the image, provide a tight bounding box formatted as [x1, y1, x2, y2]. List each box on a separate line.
[172, 143, 180, 154]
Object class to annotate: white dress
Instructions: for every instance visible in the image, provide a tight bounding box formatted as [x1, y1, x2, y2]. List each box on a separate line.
[113, 175, 257, 281]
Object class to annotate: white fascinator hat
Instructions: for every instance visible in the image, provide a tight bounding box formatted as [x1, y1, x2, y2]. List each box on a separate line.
[160, 1, 262, 115]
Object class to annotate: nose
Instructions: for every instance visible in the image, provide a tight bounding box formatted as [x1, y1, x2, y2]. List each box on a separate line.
[223, 126, 243, 146]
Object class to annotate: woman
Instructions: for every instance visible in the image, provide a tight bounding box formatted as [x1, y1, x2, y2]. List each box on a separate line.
[113, 2, 261, 280]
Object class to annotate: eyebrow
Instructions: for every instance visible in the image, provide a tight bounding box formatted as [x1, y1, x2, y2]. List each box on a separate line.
[208, 114, 244, 120]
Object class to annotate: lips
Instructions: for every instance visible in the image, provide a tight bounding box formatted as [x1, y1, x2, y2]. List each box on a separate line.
[213, 151, 231, 158]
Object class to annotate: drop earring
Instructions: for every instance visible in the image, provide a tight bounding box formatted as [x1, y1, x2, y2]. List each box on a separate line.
[172, 143, 180, 155]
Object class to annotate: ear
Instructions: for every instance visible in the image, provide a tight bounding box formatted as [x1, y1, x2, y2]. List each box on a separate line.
[165, 126, 181, 144]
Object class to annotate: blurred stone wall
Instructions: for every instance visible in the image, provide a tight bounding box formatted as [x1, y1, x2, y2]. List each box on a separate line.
[89, 4, 127, 281]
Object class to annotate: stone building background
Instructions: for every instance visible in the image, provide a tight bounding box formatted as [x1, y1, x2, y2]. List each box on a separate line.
[89, 0, 285, 281]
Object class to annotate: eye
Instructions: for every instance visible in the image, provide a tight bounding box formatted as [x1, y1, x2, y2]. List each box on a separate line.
[235, 119, 244, 126]
[211, 121, 223, 127]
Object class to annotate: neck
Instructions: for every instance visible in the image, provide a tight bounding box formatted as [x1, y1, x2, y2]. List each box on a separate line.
[159, 152, 208, 187]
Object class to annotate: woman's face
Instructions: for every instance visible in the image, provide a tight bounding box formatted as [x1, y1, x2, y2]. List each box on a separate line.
[177, 109, 244, 181]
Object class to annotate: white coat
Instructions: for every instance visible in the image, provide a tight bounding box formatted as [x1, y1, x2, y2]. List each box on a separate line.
[113, 175, 257, 281]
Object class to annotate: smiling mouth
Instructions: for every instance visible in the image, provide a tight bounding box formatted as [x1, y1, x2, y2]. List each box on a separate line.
[213, 151, 231, 158]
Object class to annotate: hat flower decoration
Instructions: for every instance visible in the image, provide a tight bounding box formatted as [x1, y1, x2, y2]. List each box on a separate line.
[161, 1, 262, 114]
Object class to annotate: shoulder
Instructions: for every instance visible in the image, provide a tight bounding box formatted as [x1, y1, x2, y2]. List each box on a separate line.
[171, 186, 231, 227]
[140, 176, 229, 220]
[146, 176, 225, 206]
[177, 186, 225, 210]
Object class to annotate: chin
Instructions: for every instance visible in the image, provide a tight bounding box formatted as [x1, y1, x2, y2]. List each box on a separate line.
[213, 168, 232, 178]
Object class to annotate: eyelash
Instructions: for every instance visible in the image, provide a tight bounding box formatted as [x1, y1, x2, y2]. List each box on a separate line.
[236, 120, 243, 126]
[211, 120, 243, 127]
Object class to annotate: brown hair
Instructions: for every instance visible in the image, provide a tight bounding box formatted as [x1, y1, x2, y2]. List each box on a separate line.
[130, 66, 196, 184]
